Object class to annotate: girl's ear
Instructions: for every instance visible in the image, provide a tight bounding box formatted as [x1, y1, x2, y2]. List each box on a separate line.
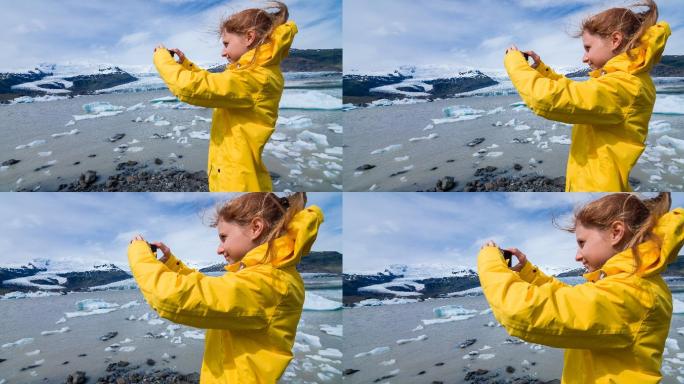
[609, 221, 626, 247]
[245, 29, 257, 47]
[610, 31, 624, 52]
[249, 217, 265, 242]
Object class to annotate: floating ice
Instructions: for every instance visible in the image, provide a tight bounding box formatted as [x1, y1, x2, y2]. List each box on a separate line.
[298, 130, 329, 147]
[127, 146, 144, 153]
[320, 324, 342, 337]
[649, 120, 672, 134]
[83, 102, 125, 114]
[65, 308, 118, 318]
[278, 115, 313, 130]
[183, 330, 205, 340]
[654, 145, 676, 157]
[126, 103, 145, 111]
[668, 338, 681, 351]
[74, 108, 124, 120]
[356, 297, 420, 306]
[65, 120, 75, 127]
[38, 151, 52, 157]
[296, 332, 322, 348]
[504, 119, 518, 127]
[1, 338, 34, 348]
[549, 135, 571, 145]
[76, 299, 118, 311]
[514, 124, 531, 131]
[443, 105, 485, 117]
[272, 132, 287, 141]
[280, 90, 341, 110]
[486, 152, 503, 158]
[657, 136, 684, 153]
[354, 346, 390, 358]
[150, 96, 178, 103]
[432, 115, 481, 124]
[409, 133, 438, 142]
[189, 131, 210, 140]
[423, 124, 434, 131]
[52, 129, 79, 138]
[380, 359, 396, 366]
[56, 317, 66, 324]
[319, 348, 343, 358]
[25, 350, 40, 356]
[155, 120, 171, 127]
[479, 354, 495, 360]
[293, 342, 310, 353]
[148, 319, 164, 325]
[434, 305, 478, 318]
[41, 327, 70, 336]
[16, 140, 46, 150]
[371, 144, 402, 155]
[120, 346, 136, 352]
[396, 335, 427, 345]
[327, 123, 343, 134]
[654, 95, 684, 115]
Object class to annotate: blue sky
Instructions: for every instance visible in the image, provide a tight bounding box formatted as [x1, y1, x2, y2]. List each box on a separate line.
[1, 0, 341, 71]
[0, 193, 342, 269]
[344, 0, 684, 72]
[343, 193, 684, 273]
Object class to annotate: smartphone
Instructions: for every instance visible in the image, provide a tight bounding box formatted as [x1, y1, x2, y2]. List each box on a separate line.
[522, 52, 530, 62]
[168, 49, 176, 58]
[148, 243, 158, 253]
[502, 249, 513, 267]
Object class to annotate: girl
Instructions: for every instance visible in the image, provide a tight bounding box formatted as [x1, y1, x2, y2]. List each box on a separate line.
[153, 2, 297, 192]
[504, 0, 670, 192]
[128, 192, 324, 383]
[478, 192, 684, 383]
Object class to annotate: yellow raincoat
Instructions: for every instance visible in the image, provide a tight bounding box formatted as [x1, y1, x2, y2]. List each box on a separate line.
[128, 205, 324, 383]
[153, 22, 298, 192]
[504, 22, 671, 192]
[478, 208, 684, 383]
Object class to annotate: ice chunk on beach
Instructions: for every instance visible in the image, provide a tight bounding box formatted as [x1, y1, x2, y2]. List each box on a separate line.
[354, 346, 390, 358]
[549, 135, 571, 145]
[396, 335, 427, 345]
[297, 130, 329, 147]
[320, 324, 342, 337]
[487, 106, 506, 115]
[2, 338, 34, 348]
[280, 90, 341, 110]
[16, 140, 46, 150]
[649, 120, 672, 134]
[76, 299, 118, 311]
[409, 133, 438, 142]
[41, 327, 70, 336]
[277, 115, 313, 130]
[319, 348, 343, 358]
[657, 135, 684, 153]
[667, 338, 681, 351]
[189, 131, 210, 140]
[423, 124, 434, 131]
[183, 330, 205, 340]
[304, 292, 342, 311]
[514, 124, 531, 131]
[327, 123, 343, 134]
[371, 144, 402, 155]
[83, 102, 125, 114]
[271, 132, 287, 141]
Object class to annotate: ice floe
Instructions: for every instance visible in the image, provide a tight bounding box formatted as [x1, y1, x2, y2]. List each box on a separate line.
[304, 292, 342, 311]
[51, 129, 80, 138]
[280, 90, 341, 110]
[409, 133, 438, 142]
[41, 327, 70, 336]
[320, 324, 342, 337]
[654, 95, 684, 115]
[1, 337, 34, 348]
[371, 144, 403, 155]
[396, 335, 428, 345]
[16, 140, 46, 150]
[354, 346, 390, 358]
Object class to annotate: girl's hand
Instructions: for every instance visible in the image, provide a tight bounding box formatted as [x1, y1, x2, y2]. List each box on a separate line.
[504, 247, 528, 272]
[522, 50, 541, 69]
[168, 48, 186, 64]
[150, 242, 172, 263]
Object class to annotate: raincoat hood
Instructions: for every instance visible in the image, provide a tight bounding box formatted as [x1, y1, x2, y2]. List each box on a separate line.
[233, 21, 298, 70]
[225, 205, 324, 271]
[596, 21, 671, 77]
[584, 207, 684, 282]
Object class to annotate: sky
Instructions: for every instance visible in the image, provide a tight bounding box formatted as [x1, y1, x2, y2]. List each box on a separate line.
[343, 192, 684, 273]
[344, 0, 684, 72]
[1, 0, 341, 71]
[0, 192, 342, 270]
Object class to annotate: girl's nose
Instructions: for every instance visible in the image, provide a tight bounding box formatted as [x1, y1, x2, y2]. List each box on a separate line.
[217, 245, 224, 255]
[582, 54, 589, 64]
[575, 251, 583, 262]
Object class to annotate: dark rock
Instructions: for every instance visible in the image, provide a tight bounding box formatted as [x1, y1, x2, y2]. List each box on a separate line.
[78, 354, 87, 357]
[107, 133, 125, 143]
[65, 371, 86, 384]
[73, 161, 80, 165]
[62, 361, 69, 365]
[2, 159, 20, 166]
[356, 164, 376, 171]
[269, 172, 281, 180]
[466, 137, 485, 147]
[506, 366, 516, 374]
[430, 167, 438, 171]
[418, 370, 426, 375]
[115, 161, 138, 171]
[513, 163, 523, 171]
[474, 166, 497, 177]
[100, 331, 118, 341]
[154, 158, 163, 165]
[344, 369, 360, 375]
[146, 358, 156, 366]
[373, 373, 397, 382]
[390, 170, 408, 177]
[0, 358, 5, 363]
[446, 159, 455, 163]
[34, 163, 54, 172]
[88, 154, 96, 158]
[436, 176, 456, 192]
[435, 362, 444, 366]
[459, 338, 477, 348]
[79, 170, 98, 187]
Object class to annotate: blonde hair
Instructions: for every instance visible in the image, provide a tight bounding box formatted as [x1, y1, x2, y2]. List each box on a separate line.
[211, 192, 306, 264]
[576, 0, 658, 59]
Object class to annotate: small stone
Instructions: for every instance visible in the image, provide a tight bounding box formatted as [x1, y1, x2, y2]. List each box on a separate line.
[506, 366, 515, 373]
[435, 362, 444, 366]
[154, 158, 163, 165]
[2, 159, 20, 166]
[436, 176, 456, 192]
[513, 163, 523, 171]
[459, 338, 477, 348]
[343, 369, 359, 375]
[107, 133, 125, 143]
[356, 164, 376, 171]
[466, 137, 485, 147]
[100, 331, 118, 341]
[87, 154, 96, 158]
[146, 358, 156, 366]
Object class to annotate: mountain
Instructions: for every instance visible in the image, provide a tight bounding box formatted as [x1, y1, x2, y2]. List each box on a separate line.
[199, 251, 342, 274]
[343, 69, 497, 105]
[0, 261, 131, 296]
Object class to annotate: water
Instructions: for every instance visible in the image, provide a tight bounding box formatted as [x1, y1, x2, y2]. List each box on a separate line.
[0, 73, 342, 192]
[0, 274, 342, 383]
[344, 88, 684, 192]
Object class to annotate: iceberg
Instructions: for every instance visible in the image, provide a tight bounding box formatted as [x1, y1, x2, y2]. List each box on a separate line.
[443, 105, 485, 117]
[433, 305, 478, 318]
[320, 324, 342, 337]
[297, 130, 329, 147]
[51, 129, 80, 138]
[82, 102, 125, 114]
[354, 346, 389, 358]
[654, 95, 684, 115]
[409, 133, 438, 142]
[76, 299, 119, 311]
[304, 292, 342, 311]
[657, 135, 684, 153]
[371, 144, 402, 155]
[277, 115, 313, 130]
[280, 90, 341, 110]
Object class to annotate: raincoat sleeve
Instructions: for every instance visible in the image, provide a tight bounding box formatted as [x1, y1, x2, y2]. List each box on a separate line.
[180, 58, 203, 73]
[478, 246, 638, 349]
[504, 51, 631, 125]
[162, 253, 195, 276]
[153, 49, 256, 109]
[517, 260, 568, 290]
[128, 240, 278, 330]
[534, 60, 564, 81]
